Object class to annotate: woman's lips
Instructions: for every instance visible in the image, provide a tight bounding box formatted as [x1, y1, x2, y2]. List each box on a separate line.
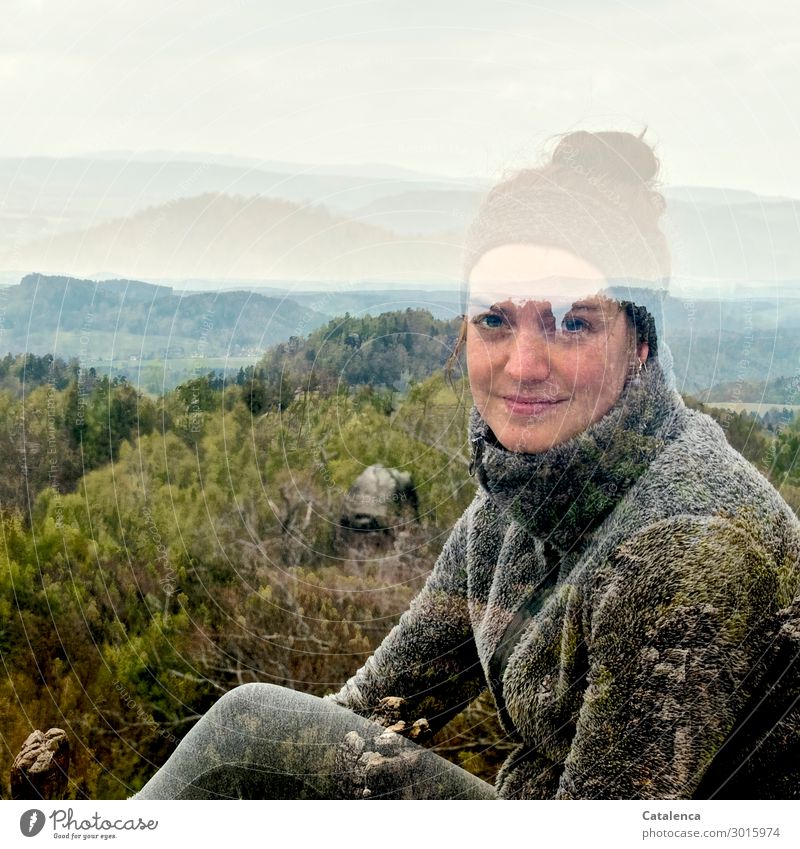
[503, 396, 566, 416]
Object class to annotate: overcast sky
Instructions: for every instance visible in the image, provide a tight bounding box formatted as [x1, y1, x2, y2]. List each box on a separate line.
[3, 0, 800, 195]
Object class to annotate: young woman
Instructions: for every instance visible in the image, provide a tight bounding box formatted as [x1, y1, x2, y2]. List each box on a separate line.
[134, 131, 800, 800]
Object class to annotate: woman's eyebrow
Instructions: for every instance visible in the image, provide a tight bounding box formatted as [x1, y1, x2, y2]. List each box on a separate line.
[494, 298, 554, 311]
[485, 302, 511, 314]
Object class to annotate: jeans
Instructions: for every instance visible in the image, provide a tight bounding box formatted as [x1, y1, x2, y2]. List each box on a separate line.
[132, 683, 497, 800]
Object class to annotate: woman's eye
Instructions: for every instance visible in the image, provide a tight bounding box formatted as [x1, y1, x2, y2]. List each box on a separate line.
[474, 312, 507, 329]
[562, 316, 590, 334]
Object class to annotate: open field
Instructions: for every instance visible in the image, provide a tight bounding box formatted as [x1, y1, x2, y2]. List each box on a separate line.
[704, 402, 800, 414]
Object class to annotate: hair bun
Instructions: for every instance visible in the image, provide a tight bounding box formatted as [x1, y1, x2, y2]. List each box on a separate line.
[464, 128, 671, 283]
[552, 130, 659, 186]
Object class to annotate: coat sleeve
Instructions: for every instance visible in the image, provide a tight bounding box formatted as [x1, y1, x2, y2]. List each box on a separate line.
[326, 502, 486, 732]
[556, 514, 784, 799]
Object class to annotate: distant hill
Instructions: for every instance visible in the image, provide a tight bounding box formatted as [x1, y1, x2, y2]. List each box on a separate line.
[661, 295, 800, 397]
[252, 298, 800, 405]
[261, 288, 463, 321]
[2, 273, 799, 400]
[0, 273, 328, 363]
[665, 197, 800, 282]
[349, 189, 482, 234]
[661, 294, 800, 331]
[3, 153, 800, 285]
[700, 375, 800, 406]
[261, 309, 465, 393]
[11, 187, 800, 285]
[85, 148, 475, 184]
[4, 193, 463, 281]
[0, 154, 472, 252]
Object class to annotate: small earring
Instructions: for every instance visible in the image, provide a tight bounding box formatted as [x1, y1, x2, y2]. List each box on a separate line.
[628, 358, 645, 385]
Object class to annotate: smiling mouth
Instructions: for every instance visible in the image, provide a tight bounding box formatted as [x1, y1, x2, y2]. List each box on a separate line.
[503, 396, 566, 416]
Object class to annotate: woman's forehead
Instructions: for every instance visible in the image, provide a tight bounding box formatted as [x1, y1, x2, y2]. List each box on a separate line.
[467, 246, 610, 311]
[468, 244, 606, 286]
[468, 285, 615, 310]
[467, 285, 621, 316]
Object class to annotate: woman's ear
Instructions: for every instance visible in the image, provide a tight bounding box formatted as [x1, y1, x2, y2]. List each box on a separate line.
[637, 341, 650, 364]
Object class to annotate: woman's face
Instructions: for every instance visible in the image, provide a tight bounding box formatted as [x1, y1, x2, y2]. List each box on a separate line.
[466, 244, 648, 454]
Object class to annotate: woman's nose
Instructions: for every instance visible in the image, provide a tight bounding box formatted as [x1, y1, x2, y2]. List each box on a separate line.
[503, 328, 552, 383]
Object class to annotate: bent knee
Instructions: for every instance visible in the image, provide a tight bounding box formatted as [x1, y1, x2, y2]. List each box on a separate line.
[212, 682, 324, 719]
[211, 682, 281, 718]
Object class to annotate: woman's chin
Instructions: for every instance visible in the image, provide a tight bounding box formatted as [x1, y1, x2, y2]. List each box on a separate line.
[492, 424, 572, 454]
[481, 405, 581, 454]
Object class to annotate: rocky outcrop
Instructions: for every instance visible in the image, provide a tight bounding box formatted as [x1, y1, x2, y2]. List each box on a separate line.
[341, 464, 418, 531]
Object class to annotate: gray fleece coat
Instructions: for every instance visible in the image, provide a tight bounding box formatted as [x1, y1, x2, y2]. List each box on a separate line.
[331, 363, 800, 799]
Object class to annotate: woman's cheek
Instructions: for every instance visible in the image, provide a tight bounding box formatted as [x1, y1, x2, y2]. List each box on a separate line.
[465, 334, 496, 400]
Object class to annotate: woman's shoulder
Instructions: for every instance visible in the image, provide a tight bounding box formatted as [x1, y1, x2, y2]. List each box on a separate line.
[639, 403, 799, 532]
[587, 404, 800, 599]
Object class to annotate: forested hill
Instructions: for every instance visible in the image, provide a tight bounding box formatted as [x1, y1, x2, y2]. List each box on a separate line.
[0, 310, 464, 512]
[3, 273, 800, 398]
[0, 273, 328, 361]
[0, 274, 800, 405]
[255, 303, 800, 404]
[253, 309, 465, 397]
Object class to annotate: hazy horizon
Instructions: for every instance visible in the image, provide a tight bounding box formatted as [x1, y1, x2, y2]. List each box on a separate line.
[2, 148, 798, 203]
[3, 2, 799, 291]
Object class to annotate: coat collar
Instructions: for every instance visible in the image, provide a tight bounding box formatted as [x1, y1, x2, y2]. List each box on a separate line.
[469, 362, 682, 553]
